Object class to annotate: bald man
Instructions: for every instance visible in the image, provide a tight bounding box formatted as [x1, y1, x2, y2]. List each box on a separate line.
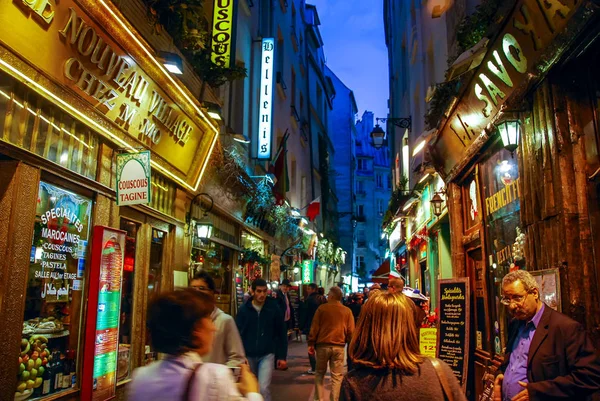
[388, 277, 405, 294]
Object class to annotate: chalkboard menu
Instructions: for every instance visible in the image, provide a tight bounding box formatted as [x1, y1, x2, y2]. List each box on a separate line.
[289, 286, 301, 330]
[437, 278, 470, 391]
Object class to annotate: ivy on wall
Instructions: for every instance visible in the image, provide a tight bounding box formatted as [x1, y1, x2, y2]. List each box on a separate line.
[143, 0, 247, 89]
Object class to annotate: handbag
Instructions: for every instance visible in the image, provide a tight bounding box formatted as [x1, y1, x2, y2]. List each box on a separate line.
[431, 358, 455, 401]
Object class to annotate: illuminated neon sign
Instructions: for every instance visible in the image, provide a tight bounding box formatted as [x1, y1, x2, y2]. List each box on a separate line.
[302, 260, 314, 284]
[257, 38, 274, 159]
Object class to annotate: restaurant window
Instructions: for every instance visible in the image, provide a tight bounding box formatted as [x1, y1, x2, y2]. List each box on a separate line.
[0, 71, 98, 179]
[148, 171, 176, 217]
[19, 181, 92, 398]
[144, 228, 166, 364]
[117, 219, 139, 383]
[480, 149, 525, 355]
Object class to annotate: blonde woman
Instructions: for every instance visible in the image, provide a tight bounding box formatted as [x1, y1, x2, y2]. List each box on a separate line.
[340, 291, 466, 401]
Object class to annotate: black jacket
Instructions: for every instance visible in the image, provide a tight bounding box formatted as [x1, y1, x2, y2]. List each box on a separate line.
[275, 289, 296, 328]
[501, 304, 600, 400]
[236, 299, 287, 360]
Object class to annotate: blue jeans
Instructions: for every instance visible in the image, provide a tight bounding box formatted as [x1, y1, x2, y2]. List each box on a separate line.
[247, 353, 274, 401]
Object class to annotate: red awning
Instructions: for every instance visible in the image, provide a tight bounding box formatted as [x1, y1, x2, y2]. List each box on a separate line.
[371, 259, 390, 284]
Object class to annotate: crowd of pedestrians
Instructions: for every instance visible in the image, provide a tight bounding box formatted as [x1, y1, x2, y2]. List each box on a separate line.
[126, 270, 600, 401]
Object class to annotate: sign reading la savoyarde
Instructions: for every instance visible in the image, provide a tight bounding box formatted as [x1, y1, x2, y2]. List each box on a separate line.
[434, 0, 583, 176]
[257, 38, 274, 159]
[211, 0, 234, 68]
[116, 151, 151, 206]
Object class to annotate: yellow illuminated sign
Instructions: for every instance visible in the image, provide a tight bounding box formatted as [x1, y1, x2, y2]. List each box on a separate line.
[0, 0, 219, 191]
[211, 0, 234, 68]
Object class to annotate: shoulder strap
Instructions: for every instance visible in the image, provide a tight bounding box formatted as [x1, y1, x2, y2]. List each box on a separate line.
[182, 363, 203, 401]
[430, 358, 455, 401]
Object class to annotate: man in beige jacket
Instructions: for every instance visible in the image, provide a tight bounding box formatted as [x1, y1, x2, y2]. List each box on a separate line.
[308, 286, 355, 401]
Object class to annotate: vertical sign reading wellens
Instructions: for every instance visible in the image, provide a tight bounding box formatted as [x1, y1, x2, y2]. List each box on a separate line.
[257, 38, 274, 159]
[211, 0, 234, 67]
[437, 278, 470, 391]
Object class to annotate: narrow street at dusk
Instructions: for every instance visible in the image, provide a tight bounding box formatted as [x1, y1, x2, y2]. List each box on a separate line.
[2, 0, 600, 400]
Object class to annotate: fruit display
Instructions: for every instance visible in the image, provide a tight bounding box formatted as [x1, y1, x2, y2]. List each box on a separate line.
[16, 335, 49, 398]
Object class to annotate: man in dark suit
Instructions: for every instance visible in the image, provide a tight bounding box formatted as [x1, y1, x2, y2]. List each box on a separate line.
[303, 283, 326, 374]
[493, 270, 600, 401]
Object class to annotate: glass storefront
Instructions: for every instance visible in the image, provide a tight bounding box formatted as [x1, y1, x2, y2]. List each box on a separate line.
[480, 149, 524, 355]
[19, 181, 92, 398]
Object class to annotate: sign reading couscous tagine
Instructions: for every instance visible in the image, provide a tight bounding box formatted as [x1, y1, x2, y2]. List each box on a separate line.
[116, 151, 151, 206]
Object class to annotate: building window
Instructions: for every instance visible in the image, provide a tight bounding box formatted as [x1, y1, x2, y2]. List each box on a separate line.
[357, 159, 368, 171]
[357, 229, 366, 247]
[301, 175, 307, 209]
[377, 199, 384, 215]
[355, 255, 365, 269]
[316, 85, 323, 120]
[291, 68, 296, 107]
[357, 204, 364, 217]
[356, 180, 365, 194]
[376, 173, 383, 188]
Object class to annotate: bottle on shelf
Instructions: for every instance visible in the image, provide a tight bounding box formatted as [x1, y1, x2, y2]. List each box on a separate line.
[62, 351, 71, 389]
[53, 351, 63, 392]
[69, 350, 77, 388]
[41, 357, 52, 395]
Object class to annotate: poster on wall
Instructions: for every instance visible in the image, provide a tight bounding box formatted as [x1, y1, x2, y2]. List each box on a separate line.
[530, 268, 561, 312]
[116, 151, 151, 206]
[419, 328, 437, 358]
[437, 278, 470, 391]
[82, 226, 126, 401]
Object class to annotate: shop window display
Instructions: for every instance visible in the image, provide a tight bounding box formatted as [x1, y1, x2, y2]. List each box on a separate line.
[18, 182, 92, 399]
[117, 220, 138, 383]
[144, 228, 165, 365]
[480, 149, 525, 355]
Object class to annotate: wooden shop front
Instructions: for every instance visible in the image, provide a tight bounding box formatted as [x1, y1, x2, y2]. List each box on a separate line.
[0, 1, 219, 400]
[429, 1, 600, 399]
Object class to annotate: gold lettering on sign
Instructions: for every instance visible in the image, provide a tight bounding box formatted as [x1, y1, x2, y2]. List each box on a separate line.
[514, 4, 542, 51]
[21, 0, 55, 25]
[487, 51, 513, 88]
[502, 33, 528, 73]
[536, 0, 571, 33]
[474, 83, 493, 118]
[485, 178, 521, 216]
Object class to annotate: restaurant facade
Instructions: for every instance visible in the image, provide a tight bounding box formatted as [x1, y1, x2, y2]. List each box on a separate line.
[0, 0, 227, 399]
[429, 0, 600, 398]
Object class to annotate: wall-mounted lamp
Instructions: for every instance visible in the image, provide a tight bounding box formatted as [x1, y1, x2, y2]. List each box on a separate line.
[186, 193, 214, 239]
[495, 119, 521, 156]
[430, 192, 444, 217]
[370, 123, 386, 149]
[158, 51, 184, 75]
[204, 102, 223, 120]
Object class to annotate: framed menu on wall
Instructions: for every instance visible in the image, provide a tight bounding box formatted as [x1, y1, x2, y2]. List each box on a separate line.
[81, 226, 126, 401]
[437, 278, 470, 391]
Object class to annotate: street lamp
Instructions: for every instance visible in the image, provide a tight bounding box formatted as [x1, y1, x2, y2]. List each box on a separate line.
[370, 123, 386, 149]
[430, 192, 444, 217]
[495, 119, 521, 156]
[186, 193, 214, 239]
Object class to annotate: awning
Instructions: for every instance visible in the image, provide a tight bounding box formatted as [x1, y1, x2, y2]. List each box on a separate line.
[371, 259, 391, 284]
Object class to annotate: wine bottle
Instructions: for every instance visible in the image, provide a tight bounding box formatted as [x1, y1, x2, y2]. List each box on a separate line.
[42, 356, 52, 395]
[54, 352, 63, 391]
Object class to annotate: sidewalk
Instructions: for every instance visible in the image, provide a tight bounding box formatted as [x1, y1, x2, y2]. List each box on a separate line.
[271, 336, 342, 401]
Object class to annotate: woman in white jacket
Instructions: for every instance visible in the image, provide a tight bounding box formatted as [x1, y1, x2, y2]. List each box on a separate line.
[128, 290, 262, 401]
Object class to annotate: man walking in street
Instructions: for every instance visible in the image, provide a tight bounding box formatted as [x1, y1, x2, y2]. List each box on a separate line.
[237, 278, 287, 401]
[493, 270, 600, 401]
[275, 278, 295, 332]
[303, 283, 326, 375]
[308, 286, 355, 401]
[190, 271, 246, 367]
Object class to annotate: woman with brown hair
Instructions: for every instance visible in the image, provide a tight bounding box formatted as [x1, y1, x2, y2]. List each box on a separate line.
[340, 291, 466, 401]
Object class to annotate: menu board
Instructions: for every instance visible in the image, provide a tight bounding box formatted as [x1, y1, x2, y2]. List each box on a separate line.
[82, 227, 126, 401]
[289, 286, 301, 330]
[437, 278, 470, 390]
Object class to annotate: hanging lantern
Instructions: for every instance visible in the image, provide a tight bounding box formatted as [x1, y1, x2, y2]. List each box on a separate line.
[495, 119, 521, 155]
[430, 192, 444, 217]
